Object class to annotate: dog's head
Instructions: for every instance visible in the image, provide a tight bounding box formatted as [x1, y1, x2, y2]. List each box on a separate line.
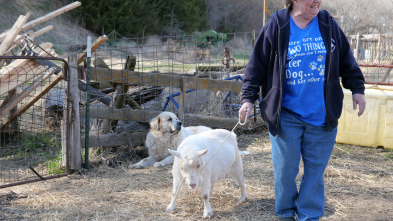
[150, 111, 182, 134]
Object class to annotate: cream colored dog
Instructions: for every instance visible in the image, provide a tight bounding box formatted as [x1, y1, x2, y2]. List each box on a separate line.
[128, 111, 211, 169]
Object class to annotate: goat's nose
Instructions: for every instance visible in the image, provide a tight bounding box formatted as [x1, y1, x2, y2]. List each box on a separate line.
[178, 122, 182, 126]
[189, 183, 196, 189]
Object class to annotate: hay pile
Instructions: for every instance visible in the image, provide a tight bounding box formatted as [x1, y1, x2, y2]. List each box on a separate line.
[0, 126, 392, 220]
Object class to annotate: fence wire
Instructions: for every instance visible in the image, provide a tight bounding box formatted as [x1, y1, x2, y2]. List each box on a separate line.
[81, 32, 393, 158]
[82, 32, 255, 141]
[0, 56, 68, 188]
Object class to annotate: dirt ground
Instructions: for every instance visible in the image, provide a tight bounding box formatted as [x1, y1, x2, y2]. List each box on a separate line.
[0, 126, 392, 221]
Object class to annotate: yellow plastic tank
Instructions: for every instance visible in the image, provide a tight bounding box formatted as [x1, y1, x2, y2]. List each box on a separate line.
[336, 84, 393, 149]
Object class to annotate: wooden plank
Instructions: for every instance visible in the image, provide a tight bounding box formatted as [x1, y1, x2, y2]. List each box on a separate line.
[0, 67, 56, 119]
[0, 89, 16, 109]
[84, 131, 147, 148]
[90, 67, 182, 88]
[32, 25, 54, 39]
[1, 57, 31, 81]
[0, 13, 30, 67]
[128, 86, 149, 94]
[0, 63, 49, 96]
[196, 65, 246, 72]
[14, 32, 32, 44]
[77, 36, 109, 64]
[80, 107, 242, 129]
[0, 12, 30, 55]
[0, 43, 53, 80]
[0, 2, 81, 43]
[0, 74, 63, 130]
[7, 31, 34, 51]
[5, 25, 52, 52]
[80, 107, 160, 123]
[89, 66, 243, 92]
[182, 113, 240, 129]
[23, 2, 81, 31]
[183, 76, 242, 93]
[0, 43, 54, 95]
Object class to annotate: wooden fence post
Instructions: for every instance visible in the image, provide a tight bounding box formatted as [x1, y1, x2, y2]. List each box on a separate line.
[354, 33, 360, 60]
[178, 77, 186, 122]
[62, 54, 81, 171]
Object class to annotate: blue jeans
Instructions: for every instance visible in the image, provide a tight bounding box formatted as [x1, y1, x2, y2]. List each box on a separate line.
[269, 110, 337, 221]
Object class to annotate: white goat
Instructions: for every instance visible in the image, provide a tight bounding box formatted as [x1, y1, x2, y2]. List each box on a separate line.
[166, 129, 247, 219]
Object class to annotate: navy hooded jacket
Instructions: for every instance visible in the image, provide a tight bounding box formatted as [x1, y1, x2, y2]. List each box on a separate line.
[241, 9, 365, 136]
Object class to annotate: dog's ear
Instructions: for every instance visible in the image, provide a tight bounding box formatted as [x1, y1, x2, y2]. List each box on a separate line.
[150, 116, 161, 131]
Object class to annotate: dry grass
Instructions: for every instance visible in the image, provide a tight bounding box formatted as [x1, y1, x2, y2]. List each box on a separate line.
[0, 126, 392, 221]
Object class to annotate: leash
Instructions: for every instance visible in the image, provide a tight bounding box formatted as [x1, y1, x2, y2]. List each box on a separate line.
[171, 116, 247, 199]
[200, 116, 247, 172]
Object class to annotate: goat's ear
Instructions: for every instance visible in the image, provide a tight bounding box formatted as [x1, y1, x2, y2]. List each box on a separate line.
[168, 149, 181, 158]
[150, 116, 161, 131]
[197, 149, 208, 157]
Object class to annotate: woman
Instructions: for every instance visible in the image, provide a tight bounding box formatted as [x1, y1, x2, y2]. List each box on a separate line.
[239, 0, 366, 220]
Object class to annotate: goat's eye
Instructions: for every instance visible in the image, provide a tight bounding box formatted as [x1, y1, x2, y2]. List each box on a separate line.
[168, 117, 172, 121]
[196, 164, 200, 169]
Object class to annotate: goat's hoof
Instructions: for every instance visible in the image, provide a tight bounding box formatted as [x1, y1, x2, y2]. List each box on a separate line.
[238, 193, 247, 202]
[238, 196, 247, 202]
[166, 205, 175, 213]
[203, 210, 214, 219]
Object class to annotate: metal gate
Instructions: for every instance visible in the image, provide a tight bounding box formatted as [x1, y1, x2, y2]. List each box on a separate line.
[0, 55, 70, 188]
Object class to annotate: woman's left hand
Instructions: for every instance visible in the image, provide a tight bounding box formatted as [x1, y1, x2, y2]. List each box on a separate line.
[352, 93, 366, 116]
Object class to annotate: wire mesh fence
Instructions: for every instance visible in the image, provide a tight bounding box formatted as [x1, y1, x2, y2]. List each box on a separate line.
[0, 56, 68, 188]
[1, 31, 392, 186]
[82, 32, 257, 141]
[81, 31, 393, 154]
[349, 33, 393, 84]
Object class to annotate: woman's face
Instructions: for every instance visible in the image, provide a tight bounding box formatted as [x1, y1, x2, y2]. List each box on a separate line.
[293, 0, 321, 20]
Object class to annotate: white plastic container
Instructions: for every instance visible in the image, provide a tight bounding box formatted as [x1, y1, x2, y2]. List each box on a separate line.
[336, 85, 393, 149]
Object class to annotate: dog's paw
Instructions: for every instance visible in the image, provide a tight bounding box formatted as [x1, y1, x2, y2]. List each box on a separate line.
[153, 162, 165, 167]
[240, 151, 251, 156]
[128, 163, 141, 169]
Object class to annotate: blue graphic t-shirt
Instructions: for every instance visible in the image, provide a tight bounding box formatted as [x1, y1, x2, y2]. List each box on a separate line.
[282, 16, 326, 126]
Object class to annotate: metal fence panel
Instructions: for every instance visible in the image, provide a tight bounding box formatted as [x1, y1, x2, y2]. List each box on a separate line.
[0, 56, 69, 188]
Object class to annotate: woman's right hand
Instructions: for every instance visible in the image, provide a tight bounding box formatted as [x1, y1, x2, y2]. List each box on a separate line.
[239, 102, 253, 122]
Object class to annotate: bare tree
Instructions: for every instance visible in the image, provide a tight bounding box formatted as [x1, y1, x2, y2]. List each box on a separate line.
[204, 0, 285, 32]
[205, 0, 393, 35]
[321, 0, 393, 34]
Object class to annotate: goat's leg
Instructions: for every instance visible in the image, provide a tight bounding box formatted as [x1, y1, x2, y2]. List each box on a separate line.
[128, 156, 155, 169]
[154, 155, 174, 167]
[230, 162, 247, 202]
[201, 181, 214, 218]
[209, 183, 215, 197]
[166, 169, 183, 213]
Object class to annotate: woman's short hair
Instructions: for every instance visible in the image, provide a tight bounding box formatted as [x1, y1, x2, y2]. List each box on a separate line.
[285, 0, 293, 9]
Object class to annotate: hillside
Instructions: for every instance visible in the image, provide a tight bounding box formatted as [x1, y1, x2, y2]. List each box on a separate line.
[0, 0, 97, 56]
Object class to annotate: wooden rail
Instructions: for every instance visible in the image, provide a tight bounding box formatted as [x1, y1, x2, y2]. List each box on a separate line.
[81, 66, 252, 148]
[89, 66, 243, 92]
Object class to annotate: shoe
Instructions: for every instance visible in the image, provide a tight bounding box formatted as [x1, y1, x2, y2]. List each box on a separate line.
[279, 217, 295, 221]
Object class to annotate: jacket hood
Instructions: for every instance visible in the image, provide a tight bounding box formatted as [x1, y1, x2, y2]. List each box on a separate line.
[272, 8, 332, 29]
[273, 8, 290, 29]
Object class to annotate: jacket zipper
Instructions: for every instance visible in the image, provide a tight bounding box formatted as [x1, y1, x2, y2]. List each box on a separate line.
[325, 26, 332, 128]
[276, 27, 282, 137]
